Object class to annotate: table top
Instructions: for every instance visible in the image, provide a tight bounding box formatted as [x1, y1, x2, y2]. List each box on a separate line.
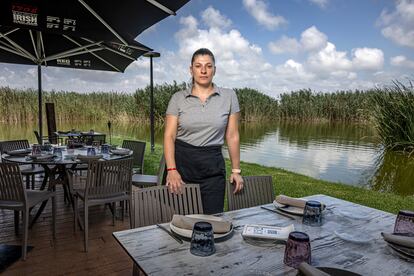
[113, 194, 413, 276]
[54, 131, 104, 137]
[2, 147, 131, 165]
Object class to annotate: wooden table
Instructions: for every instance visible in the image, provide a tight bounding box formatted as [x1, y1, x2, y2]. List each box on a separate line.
[113, 194, 413, 276]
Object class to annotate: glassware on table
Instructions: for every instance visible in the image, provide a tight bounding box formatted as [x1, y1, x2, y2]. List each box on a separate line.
[394, 210, 414, 234]
[284, 231, 311, 268]
[87, 147, 96, 156]
[53, 147, 62, 159]
[302, 200, 323, 226]
[101, 144, 110, 154]
[32, 144, 42, 155]
[67, 140, 75, 154]
[190, 221, 216, 257]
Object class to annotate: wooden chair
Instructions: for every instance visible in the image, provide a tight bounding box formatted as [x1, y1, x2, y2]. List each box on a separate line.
[34, 130, 63, 145]
[0, 163, 56, 260]
[227, 175, 274, 211]
[69, 158, 133, 252]
[131, 154, 166, 188]
[0, 140, 44, 189]
[122, 140, 146, 174]
[130, 184, 203, 228]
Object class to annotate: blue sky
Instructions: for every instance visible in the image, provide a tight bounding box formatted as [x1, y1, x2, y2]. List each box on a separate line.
[1, 0, 413, 98]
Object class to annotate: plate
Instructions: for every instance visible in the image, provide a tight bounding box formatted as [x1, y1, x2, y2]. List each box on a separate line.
[76, 154, 103, 161]
[273, 200, 304, 216]
[335, 209, 372, 220]
[6, 148, 32, 156]
[387, 243, 414, 262]
[297, 267, 362, 276]
[334, 229, 373, 244]
[29, 153, 55, 161]
[110, 148, 131, 155]
[170, 214, 234, 242]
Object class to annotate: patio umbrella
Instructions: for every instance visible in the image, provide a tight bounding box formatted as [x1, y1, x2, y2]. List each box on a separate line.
[0, 0, 191, 139]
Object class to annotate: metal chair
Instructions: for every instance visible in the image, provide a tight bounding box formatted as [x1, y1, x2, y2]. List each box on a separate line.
[130, 184, 203, 228]
[131, 154, 166, 188]
[0, 163, 56, 260]
[0, 140, 44, 189]
[122, 140, 146, 174]
[68, 158, 133, 252]
[227, 175, 274, 211]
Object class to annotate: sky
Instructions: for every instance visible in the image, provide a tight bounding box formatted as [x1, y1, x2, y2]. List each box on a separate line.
[1, 0, 414, 98]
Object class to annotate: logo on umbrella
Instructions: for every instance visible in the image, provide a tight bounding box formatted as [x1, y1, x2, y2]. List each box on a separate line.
[12, 4, 38, 26]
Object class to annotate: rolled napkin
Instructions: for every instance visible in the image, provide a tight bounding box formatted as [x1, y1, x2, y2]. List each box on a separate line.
[171, 214, 231, 234]
[275, 195, 308, 208]
[382, 232, 414, 249]
[298, 262, 330, 276]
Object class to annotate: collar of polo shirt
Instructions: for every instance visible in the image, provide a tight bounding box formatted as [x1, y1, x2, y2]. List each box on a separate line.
[185, 83, 221, 98]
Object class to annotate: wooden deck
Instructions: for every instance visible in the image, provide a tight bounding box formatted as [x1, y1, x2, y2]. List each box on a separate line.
[0, 178, 133, 276]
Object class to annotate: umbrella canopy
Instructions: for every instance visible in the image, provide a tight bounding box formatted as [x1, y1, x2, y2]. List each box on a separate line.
[0, 0, 189, 44]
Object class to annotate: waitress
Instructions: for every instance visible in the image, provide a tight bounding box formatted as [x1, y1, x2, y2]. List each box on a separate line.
[164, 48, 243, 214]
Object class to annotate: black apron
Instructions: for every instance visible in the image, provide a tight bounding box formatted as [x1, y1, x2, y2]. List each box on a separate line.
[175, 139, 226, 214]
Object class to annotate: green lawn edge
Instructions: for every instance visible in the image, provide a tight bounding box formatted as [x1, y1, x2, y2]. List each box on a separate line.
[129, 140, 413, 215]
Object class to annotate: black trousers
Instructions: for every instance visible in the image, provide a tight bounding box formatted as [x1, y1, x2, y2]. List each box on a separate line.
[175, 139, 226, 214]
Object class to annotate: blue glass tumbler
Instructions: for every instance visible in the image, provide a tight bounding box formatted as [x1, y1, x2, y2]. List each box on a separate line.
[302, 200, 323, 226]
[190, 222, 216, 257]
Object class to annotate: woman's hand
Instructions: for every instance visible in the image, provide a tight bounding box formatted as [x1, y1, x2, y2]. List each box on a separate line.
[166, 170, 185, 194]
[230, 173, 243, 194]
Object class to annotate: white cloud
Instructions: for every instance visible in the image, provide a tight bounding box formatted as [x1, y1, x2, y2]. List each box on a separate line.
[300, 26, 328, 51]
[390, 55, 414, 68]
[201, 6, 232, 30]
[352, 48, 384, 70]
[268, 36, 301, 54]
[308, 42, 352, 72]
[378, 0, 414, 48]
[309, 0, 329, 9]
[243, 0, 287, 30]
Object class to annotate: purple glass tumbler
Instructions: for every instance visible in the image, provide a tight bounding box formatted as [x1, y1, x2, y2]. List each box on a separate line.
[284, 231, 311, 268]
[394, 210, 414, 234]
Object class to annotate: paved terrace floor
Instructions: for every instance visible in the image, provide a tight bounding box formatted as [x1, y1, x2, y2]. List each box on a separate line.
[0, 177, 132, 276]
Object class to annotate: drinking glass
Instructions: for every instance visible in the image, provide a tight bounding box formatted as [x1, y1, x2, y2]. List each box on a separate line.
[67, 140, 75, 154]
[87, 147, 96, 156]
[394, 210, 414, 234]
[53, 147, 62, 159]
[32, 144, 42, 155]
[284, 231, 311, 268]
[190, 222, 216, 257]
[101, 144, 110, 154]
[302, 200, 323, 226]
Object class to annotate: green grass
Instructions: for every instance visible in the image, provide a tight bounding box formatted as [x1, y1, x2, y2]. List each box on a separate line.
[142, 143, 414, 214]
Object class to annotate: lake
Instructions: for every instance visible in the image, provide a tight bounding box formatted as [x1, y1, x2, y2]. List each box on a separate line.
[1, 121, 412, 196]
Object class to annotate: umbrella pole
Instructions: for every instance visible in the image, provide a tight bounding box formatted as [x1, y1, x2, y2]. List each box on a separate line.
[38, 65, 43, 144]
[149, 56, 154, 153]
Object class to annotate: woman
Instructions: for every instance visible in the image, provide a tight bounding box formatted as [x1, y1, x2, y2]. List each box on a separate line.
[164, 48, 243, 214]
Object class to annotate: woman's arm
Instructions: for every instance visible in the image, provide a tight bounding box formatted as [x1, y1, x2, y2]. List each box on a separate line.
[225, 112, 243, 193]
[164, 114, 185, 193]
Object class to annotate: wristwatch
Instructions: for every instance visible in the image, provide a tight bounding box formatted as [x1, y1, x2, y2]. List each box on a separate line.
[231, 168, 241, 174]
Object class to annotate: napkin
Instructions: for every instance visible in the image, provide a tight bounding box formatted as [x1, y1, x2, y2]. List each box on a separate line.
[171, 214, 232, 234]
[110, 148, 130, 155]
[76, 154, 103, 161]
[6, 148, 32, 156]
[275, 195, 308, 208]
[298, 263, 330, 276]
[382, 232, 414, 249]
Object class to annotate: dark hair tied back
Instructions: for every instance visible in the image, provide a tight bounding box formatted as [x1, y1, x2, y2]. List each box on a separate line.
[191, 48, 215, 65]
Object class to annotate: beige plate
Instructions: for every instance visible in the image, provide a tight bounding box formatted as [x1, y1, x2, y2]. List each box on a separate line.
[169, 214, 233, 239]
[273, 200, 304, 215]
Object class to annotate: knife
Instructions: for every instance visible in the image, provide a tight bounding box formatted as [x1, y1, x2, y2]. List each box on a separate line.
[260, 206, 296, 220]
[156, 224, 183, 244]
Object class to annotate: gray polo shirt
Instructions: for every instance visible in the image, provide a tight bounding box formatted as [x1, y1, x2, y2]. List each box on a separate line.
[166, 84, 240, 147]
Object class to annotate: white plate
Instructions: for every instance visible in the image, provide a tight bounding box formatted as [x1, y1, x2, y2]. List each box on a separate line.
[110, 149, 131, 155]
[273, 200, 304, 216]
[335, 209, 372, 220]
[334, 229, 373, 244]
[169, 214, 233, 240]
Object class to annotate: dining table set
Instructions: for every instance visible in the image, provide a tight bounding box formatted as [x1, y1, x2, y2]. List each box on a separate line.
[1, 142, 133, 227]
[113, 194, 414, 276]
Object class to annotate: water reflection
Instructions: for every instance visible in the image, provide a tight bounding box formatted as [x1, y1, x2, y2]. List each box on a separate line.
[1, 121, 413, 196]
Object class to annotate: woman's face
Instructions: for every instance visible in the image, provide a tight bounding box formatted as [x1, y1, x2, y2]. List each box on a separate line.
[190, 54, 215, 87]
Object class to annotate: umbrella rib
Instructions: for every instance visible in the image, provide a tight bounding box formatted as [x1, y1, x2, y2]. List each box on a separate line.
[78, 0, 128, 45]
[43, 39, 103, 62]
[43, 47, 104, 62]
[0, 31, 37, 62]
[146, 0, 176, 15]
[108, 40, 151, 52]
[65, 35, 122, 72]
[0, 44, 33, 61]
[80, 38, 137, 61]
[29, 30, 40, 60]
[38, 32, 47, 66]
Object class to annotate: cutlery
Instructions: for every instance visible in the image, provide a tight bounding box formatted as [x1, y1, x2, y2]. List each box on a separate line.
[156, 224, 183, 244]
[260, 206, 296, 220]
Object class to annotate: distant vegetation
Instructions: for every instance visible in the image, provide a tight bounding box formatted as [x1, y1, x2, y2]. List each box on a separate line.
[1, 80, 413, 152]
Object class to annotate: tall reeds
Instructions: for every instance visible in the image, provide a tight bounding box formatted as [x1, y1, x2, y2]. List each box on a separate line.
[370, 81, 414, 153]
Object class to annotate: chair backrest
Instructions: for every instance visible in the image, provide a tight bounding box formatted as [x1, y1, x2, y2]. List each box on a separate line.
[0, 163, 27, 204]
[156, 154, 166, 186]
[33, 130, 42, 144]
[122, 140, 146, 172]
[0, 140, 30, 155]
[227, 175, 274, 211]
[82, 158, 133, 200]
[130, 184, 203, 228]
